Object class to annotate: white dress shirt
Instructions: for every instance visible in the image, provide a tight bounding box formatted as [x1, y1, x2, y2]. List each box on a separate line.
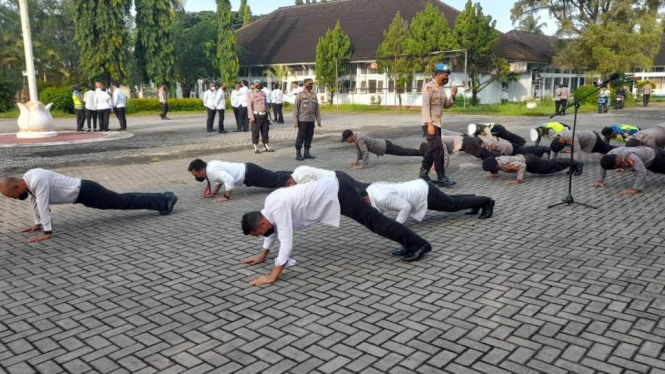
[215, 89, 226, 110]
[231, 89, 240, 108]
[262, 178, 341, 267]
[237, 86, 249, 107]
[262, 87, 271, 104]
[271, 89, 284, 104]
[206, 161, 246, 191]
[94, 91, 112, 110]
[366, 179, 429, 224]
[203, 89, 217, 110]
[112, 89, 127, 108]
[84, 91, 96, 110]
[291, 166, 336, 185]
[23, 169, 82, 232]
[288, 86, 303, 97]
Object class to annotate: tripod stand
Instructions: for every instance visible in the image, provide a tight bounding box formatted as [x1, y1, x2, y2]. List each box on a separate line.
[546, 81, 614, 209]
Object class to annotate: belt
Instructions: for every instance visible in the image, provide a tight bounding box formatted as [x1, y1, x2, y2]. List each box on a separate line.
[253, 111, 266, 115]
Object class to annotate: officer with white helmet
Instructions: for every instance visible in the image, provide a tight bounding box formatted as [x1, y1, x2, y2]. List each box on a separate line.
[420, 63, 457, 187]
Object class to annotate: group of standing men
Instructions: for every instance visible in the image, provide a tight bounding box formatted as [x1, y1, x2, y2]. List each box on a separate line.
[72, 80, 127, 132]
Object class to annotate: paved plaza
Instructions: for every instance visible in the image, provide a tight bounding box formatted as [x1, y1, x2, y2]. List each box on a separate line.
[1, 107, 665, 374]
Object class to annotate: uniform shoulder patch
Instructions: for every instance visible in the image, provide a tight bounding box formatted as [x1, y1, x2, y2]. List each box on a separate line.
[426, 86, 432, 92]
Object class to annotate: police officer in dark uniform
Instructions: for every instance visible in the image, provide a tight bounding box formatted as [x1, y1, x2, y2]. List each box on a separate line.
[420, 63, 457, 187]
[293, 78, 321, 161]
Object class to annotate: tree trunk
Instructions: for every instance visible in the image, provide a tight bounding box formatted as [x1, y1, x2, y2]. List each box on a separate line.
[398, 93, 402, 107]
[472, 89, 478, 106]
[180, 82, 192, 98]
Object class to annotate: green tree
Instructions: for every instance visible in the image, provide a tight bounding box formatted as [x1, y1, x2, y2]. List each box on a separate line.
[315, 19, 352, 103]
[376, 11, 413, 106]
[454, 0, 507, 105]
[404, 2, 457, 73]
[173, 12, 218, 97]
[216, 0, 239, 85]
[295, 0, 303, 5]
[134, 0, 178, 86]
[515, 14, 547, 34]
[239, 0, 251, 26]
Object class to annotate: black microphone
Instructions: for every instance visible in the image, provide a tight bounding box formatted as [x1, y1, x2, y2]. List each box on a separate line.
[596, 72, 620, 87]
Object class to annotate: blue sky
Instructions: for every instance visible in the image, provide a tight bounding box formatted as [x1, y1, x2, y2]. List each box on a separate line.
[183, 0, 557, 35]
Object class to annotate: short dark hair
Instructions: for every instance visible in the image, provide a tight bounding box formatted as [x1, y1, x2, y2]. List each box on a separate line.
[482, 157, 498, 172]
[111, 82, 120, 88]
[88, 85, 95, 91]
[550, 137, 565, 153]
[600, 155, 619, 170]
[188, 158, 207, 172]
[359, 189, 369, 198]
[625, 138, 641, 147]
[601, 127, 614, 137]
[242, 80, 249, 86]
[242, 211, 264, 235]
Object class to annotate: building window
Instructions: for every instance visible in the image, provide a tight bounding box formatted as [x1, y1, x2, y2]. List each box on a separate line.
[349, 81, 357, 93]
[416, 80, 424, 91]
[570, 77, 578, 92]
[359, 63, 367, 75]
[388, 80, 395, 93]
[501, 81, 509, 90]
[545, 77, 552, 91]
[360, 80, 366, 93]
[655, 66, 665, 72]
[378, 81, 384, 93]
[562, 77, 569, 86]
[579, 77, 585, 86]
[368, 80, 377, 93]
[239, 67, 248, 77]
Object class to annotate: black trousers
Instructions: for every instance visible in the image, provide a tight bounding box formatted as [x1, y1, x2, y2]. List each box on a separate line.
[337, 178, 427, 252]
[335, 171, 371, 192]
[460, 136, 497, 160]
[232, 107, 240, 129]
[251, 114, 270, 144]
[296, 121, 315, 150]
[85, 109, 97, 129]
[525, 154, 578, 174]
[560, 99, 568, 114]
[493, 125, 526, 146]
[115, 107, 127, 130]
[647, 146, 665, 174]
[237, 106, 249, 131]
[273, 103, 284, 122]
[644, 94, 650, 107]
[385, 140, 422, 156]
[513, 146, 550, 158]
[427, 183, 489, 212]
[97, 109, 111, 131]
[217, 109, 225, 131]
[591, 133, 616, 154]
[160, 103, 169, 118]
[243, 163, 292, 189]
[421, 126, 444, 171]
[206, 108, 216, 131]
[554, 100, 561, 114]
[75, 180, 168, 211]
[76, 109, 85, 130]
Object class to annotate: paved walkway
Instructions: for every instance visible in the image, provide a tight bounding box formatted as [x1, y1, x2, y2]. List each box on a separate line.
[1, 108, 665, 374]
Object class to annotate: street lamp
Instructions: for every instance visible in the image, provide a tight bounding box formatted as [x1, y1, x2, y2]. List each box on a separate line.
[16, 0, 57, 139]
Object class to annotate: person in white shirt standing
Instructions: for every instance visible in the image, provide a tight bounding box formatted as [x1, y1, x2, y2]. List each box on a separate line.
[94, 86, 113, 132]
[231, 82, 241, 131]
[83, 84, 97, 132]
[234, 80, 250, 132]
[187, 159, 291, 202]
[111, 82, 128, 131]
[0, 169, 179, 243]
[261, 83, 272, 121]
[271, 83, 284, 123]
[240, 178, 433, 285]
[203, 82, 218, 132]
[215, 82, 228, 133]
[159, 84, 170, 120]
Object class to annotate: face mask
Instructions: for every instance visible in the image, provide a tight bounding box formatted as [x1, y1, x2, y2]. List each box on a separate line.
[195, 176, 205, 182]
[306, 84, 313, 90]
[263, 227, 275, 237]
[442, 78, 449, 85]
[19, 191, 29, 200]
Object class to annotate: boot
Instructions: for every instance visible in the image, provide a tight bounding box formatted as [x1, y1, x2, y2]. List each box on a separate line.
[432, 170, 456, 187]
[263, 143, 274, 152]
[296, 149, 304, 161]
[419, 168, 430, 182]
[253, 144, 261, 154]
[573, 161, 584, 176]
[304, 148, 315, 159]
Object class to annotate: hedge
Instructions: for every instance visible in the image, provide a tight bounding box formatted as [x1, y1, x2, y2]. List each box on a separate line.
[40, 86, 75, 113]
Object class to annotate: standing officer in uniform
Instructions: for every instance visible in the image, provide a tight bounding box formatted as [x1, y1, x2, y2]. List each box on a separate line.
[421, 63, 457, 187]
[293, 78, 321, 161]
[72, 85, 85, 131]
[248, 80, 273, 154]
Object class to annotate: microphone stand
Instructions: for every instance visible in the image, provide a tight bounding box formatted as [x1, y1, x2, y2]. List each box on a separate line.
[546, 83, 609, 209]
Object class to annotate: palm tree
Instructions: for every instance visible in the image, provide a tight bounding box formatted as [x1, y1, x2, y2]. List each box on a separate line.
[517, 15, 548, 35]
[264, 65, 295, 86]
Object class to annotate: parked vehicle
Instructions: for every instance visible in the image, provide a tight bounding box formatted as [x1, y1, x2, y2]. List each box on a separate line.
[615, 94, 625, 110]
[598, 96, 609, 113]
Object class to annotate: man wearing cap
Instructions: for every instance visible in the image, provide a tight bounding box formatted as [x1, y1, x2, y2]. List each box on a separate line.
[284, 165, 369, 192]
[591, 146, 665, 194]
[469, 123, 526, 147]
[240, 178, 433, 285]
[420, 63, 457, 187]
[625, 123, 665, 148]
[482, 155, 583, 184]
[361, 179, 495, 225]
[481, 138, 551, 158]
[341, 130, 422, 169]
[550, 130, 616, 160]
[532, 122, 570, 146]
[187, 159, 291, 202]
[293, 78, 321, 161]
[0, 168, 178, 242]
[601, 124, 640, 144]
[248, 80, 273, 154]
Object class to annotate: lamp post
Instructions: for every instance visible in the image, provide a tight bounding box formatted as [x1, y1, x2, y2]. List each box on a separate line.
[16, 0, 57, 139]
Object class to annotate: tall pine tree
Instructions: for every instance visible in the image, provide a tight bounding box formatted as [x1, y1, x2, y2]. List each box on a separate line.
[376, 12, 413, 106]
[216, 0, 239, 85]
[404, 2, 457, 74]
[239, 0, 251, 26]
[134, 0, 177, 86]
[315, 20, 352, 103]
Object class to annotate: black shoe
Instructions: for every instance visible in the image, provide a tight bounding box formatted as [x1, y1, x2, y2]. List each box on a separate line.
[255, 149, 261, 154]
[234, 129, 242, 132]
[77, 129, 83, 132]
[479, 199, 495, 219]
[392, 248, 407, 256]
[160, 195, 178, 215]
[164, 191, 174, 197]
[419, 168, 430, 182]
[432, 176, 456, 187]
[264, 146, 274, 152]
[402, 243, 432, 262]
[87, 129, 91, 132]
[574, 161, 584, 176]
[219, 130, 228, 133]
[304, 151, 315, 159]
[296, 153, 304, 161]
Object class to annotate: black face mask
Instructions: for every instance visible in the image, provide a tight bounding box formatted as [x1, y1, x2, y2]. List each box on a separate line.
[18, 191, 29, 200]
[195, 176, 205, 182]
[306, 85, 313, 90]
[263, 227, 275, 237]
[442, 78, 449, 85]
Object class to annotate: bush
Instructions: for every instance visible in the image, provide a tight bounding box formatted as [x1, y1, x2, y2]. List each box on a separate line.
[0, 79, 18, 113]
[125, 98, 204, 114]
[573, 84, 615, 105]
[40, 86, 75, 113]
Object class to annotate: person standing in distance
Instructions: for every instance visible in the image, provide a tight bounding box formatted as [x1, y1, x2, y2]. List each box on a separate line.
[94, 86, 112, 132]
[111, 82, 127, 131]
[420, 63, 457, 187]
[216, 82, 228, 133]
[560, 84, 570, 115]
[293, 78, 321, 161]
[159, 84, 170, 120]
[203, 82, 218, 132]
[72, 85, 85, 131]
[271, 83, 284, 123]
[83, 84, 97, 132]
[642, 82, 653, 107]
